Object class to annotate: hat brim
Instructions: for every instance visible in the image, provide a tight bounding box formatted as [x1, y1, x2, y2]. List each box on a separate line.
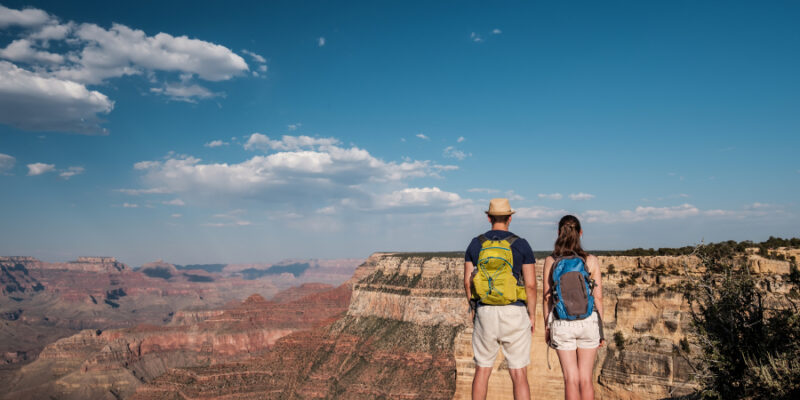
[485, 210, 515, 216]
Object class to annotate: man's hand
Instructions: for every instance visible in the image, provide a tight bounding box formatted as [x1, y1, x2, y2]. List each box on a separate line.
[529, 313, 536, 334]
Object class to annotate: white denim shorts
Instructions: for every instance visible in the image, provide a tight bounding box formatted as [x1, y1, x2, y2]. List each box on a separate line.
[549, 311, 601, 350]
[472, 305, 531, 369]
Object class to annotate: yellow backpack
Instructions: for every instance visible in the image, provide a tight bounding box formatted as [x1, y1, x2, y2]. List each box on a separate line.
[471, 234, 527, 305]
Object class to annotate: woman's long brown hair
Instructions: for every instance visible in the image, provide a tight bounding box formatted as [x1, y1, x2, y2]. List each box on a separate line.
[553, 215, 588, 259]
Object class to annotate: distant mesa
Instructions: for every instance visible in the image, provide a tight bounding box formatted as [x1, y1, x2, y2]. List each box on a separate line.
[73, 256, 117, 263]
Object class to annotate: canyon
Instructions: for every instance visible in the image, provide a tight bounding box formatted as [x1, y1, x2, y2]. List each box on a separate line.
[2, 249, 795, 399]
[0, 256, 362, 390]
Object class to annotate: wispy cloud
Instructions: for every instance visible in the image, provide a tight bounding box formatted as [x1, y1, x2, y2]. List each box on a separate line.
[492, 28, 502, 34]
[415, 133, 429, 140]
[115, 187, 172, 195]
[287, 123, 301, 131]
[204, 139, 228, 148]
[443, 146, 470, 160]
[468, 188, 499, 194]
[470, 32, 483, 43]
[457, 136, 465, 143]
[122, 202, 139, 208]
[163, 198, 185, 206]
[569, 192, 595, 201]
[59, 166, 84, 179]
[538, 193, 563, 200]
[318, 37, 326, 47]
[0, 153, 15, 174]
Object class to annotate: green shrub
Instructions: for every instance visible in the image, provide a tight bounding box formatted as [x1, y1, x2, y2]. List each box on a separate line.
[682, 246, 800, 399]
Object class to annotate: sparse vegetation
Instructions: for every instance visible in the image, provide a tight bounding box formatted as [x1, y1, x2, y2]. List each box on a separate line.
[680, 336, 691, 354]
[607, 264, 616, 275]
[593, 237, 799, 258]
[614, 331, 625, 350]
[682, 244, 800, 399]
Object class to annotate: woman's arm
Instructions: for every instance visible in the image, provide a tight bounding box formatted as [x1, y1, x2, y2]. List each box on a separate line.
[588, 255, 603, 321]
[542, 256, 553, 326]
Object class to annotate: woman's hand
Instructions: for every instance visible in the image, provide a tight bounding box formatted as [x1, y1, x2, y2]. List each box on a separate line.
[598, 339, 606, 347]
[545, 326, 551, 345]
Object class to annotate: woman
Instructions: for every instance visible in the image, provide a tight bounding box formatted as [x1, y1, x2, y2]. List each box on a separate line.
[543, 215, 605, 400]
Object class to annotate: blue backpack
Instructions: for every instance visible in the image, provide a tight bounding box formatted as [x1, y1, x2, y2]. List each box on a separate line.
[551, 254, 595, 320]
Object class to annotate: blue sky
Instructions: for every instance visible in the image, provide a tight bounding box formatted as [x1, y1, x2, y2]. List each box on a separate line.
[0, 1, 798, 265]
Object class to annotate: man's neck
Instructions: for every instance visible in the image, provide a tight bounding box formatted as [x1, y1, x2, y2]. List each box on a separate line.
[491, 223, 509, 231]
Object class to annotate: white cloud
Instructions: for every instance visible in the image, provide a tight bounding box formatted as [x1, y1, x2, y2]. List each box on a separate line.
[377, 187, 469, 211]
[470, 32, 483, 43]
[583, 204, 700, 223]
[443, 146, 470, 160]
[457, 136, 465, 143]
[0, 5, 51, 28]
[316, 206, 336, 215]
[115, 187, 173, 195]
[204, 139, 228, 148]
[244, 133, 340, 152]
[318, 37, 326, 47]
[0, 39, 64, 63]
[0, 5, 252, 134]
[569, 192, 595, 201]
[27, 162, 55, 176]
[287, 123, 301, 131]
[134, 136, 458, 207]
[163, 198, 185, 206]
[122, 202, 139, 208]
[0, 153, 15, 173]
[171, 213, 182, 218]
[506, 190, 524, 201]
[150, 82, 223, 103]
[415, 133, 429, 140]
[132, 135, 459, 215]
[538, 193, 563, 200]
[0, 61, 113, 134]
[492, 28, 502, 35]
[468, 188, 499, 194]
[53, 22, 248, 84]
[29, 22, 73, 40]
[747, 202, 773, 210]
[241, 49, 265, 63]
[202, 220, 252, 227]
[58, 166, 84, 179]
[515, 206, 568, 221]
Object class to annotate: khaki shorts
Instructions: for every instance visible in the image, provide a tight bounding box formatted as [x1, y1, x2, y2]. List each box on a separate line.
[472, 305, 531, 369]
[549, 311, 601, 350]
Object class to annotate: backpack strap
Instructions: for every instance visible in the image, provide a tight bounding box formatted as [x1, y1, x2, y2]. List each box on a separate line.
[504, 234, 519, 245]
[477, 234, 488, 244]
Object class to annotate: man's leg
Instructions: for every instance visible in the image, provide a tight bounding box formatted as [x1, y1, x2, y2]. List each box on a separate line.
[576, 347, 598, 400]
[508, 366, 530, 400]
[556, 349, 580, 400]
[472, 366, 493, 400]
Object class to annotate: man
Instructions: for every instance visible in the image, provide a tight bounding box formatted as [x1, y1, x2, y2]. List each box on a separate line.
[464, 198, 537, 400]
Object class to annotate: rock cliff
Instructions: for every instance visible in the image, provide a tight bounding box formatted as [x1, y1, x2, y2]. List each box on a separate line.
[2, 283, 349, 400]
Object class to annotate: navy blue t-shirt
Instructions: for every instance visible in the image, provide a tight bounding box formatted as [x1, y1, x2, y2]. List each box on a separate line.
[465, 230, 536, 306]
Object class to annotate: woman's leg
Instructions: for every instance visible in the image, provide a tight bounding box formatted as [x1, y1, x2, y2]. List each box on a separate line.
[556, 349, 580, 400]
[576, 347, 598, 400]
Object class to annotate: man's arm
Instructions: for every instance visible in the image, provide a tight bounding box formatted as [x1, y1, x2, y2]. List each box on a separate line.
[464, 261, 474, 301]
[522, 263, 536, 333]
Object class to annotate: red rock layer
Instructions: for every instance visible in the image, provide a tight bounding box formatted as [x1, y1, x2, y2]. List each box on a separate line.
[3, 284, 351, 400]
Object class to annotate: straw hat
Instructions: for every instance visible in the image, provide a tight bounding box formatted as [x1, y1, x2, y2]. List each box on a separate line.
[485, 198, 515, 216]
